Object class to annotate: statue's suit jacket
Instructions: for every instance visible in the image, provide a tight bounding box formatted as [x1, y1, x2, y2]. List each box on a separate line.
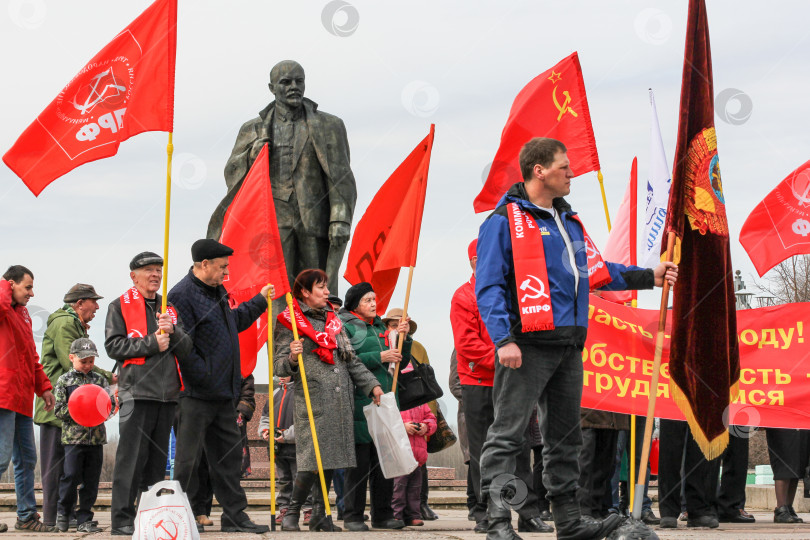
[207, 98, 356, 242]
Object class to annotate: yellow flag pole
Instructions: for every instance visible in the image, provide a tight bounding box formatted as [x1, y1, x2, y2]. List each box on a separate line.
[392, 265, 415, 392]
[267, 292, 276, 531]
[285, 293, 332, 520]
[597, 170, 612, 232]
[632, 231, 676, 519]
[160, 133, 174, 313]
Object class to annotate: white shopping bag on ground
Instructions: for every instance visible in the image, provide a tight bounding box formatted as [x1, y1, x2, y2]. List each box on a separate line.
[363, 392, 418, 479]
[133, 480, 199, 540]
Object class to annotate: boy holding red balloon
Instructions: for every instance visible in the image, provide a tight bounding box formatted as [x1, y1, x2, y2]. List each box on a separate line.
[53, 337, 116, 533]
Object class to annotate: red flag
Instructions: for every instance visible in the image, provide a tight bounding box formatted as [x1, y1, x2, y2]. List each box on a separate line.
[601, 157, 638, 305]
[474, 52, 599, 212]
[740, 161, 810, 276]
[344, 125, 435, 314]
[220, 144, 290, 376]
[663, 0, 739, 459]
[3, 0, 176, 196]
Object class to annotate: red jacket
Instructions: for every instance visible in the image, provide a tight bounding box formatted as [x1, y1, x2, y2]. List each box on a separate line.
[0, 280, 51, 416]
[400, 403, 437, 466]
[451, 275, 495, 386]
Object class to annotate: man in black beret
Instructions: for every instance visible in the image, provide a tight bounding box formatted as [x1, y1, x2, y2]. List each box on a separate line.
[105, 252, 193, 535]
[168, 239, 273, 533]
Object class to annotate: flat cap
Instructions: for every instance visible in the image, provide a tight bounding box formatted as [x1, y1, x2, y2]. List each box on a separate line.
[191, 239, 234, 262]
[63, 283, 103, 303]
[69, 337, 98, 358]
[130, 251, 163, 270]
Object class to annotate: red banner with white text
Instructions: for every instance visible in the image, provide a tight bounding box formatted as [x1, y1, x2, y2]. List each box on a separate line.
[583, 295, 810, 429]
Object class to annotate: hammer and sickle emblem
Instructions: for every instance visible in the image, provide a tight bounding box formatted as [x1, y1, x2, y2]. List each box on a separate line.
[585, 237, 598, 259]
[520, 275, 549, 302]
[154, 519, 178, 540]
[315, 331, 329, 343]
[552, 86, 579, 121]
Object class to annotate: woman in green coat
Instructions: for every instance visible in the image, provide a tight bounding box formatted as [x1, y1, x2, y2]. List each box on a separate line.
[338, 282, 413, 531]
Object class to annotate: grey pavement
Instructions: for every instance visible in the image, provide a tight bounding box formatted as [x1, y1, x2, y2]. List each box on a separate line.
[3, 509, 810, 539]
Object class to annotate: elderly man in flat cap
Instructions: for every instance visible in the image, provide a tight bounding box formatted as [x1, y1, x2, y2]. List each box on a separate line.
[34, 283, 115, 530]
[104, 252, 193, 536]
[168, 239, 273, 534]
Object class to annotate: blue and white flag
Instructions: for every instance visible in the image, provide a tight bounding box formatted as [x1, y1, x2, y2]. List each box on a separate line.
[640, 89, 671, 268]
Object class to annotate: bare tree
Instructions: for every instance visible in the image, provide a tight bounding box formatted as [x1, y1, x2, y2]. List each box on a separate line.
[755, 255, 810, 304]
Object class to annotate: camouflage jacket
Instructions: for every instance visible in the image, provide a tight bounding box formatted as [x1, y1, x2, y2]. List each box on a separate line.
[54, 370, 114, 445]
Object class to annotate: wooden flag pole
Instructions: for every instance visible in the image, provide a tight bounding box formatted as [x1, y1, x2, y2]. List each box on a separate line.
[597, 170, 612, 232]
[266, 292, 276, 531]
[632, 231, 676, 519]
[160, 133, 174, 314]
[392, 266, 415, 392]
[285, 293, 333, 521]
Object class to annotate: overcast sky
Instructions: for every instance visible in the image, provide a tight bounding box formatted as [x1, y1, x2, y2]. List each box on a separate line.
[2, 0, 809, 427]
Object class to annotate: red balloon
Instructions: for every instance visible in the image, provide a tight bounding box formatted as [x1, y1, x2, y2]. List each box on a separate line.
[68, 384, 112, 427]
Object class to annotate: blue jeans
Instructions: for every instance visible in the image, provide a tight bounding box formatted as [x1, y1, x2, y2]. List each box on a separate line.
[0, 408, 38, 521]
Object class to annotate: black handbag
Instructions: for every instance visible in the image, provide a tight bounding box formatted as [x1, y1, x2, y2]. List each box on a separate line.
[427, 401, 457, 453]
[396, 357, 443, 410]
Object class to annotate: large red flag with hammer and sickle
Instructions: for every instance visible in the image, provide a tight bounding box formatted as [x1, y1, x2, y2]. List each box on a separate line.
[474, 52, 600, 212]
[3, 0, 176, 196]
[663, 0, 739, 459]
[740, 161, 810, 276]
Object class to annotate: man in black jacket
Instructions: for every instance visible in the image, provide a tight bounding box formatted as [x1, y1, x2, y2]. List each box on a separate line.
[105, 252, 192, 536]
[168, 239, 272, 534]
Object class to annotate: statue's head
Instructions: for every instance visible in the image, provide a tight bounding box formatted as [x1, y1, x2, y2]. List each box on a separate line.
[269, 60, 305, 109]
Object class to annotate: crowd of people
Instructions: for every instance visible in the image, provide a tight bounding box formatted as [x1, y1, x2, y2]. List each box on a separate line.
[0, 137, 803, 540]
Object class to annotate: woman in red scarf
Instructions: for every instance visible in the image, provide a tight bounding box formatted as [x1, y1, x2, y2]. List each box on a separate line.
[274, 269, 382, 532]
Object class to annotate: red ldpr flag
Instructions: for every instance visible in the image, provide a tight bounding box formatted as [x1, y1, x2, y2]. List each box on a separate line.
[474, 52, 599, 212]
[663, 0, 739, 459]
[220, 144, 290, 377]
[601, 157, 638, 305]
[344, 125, 435, 314]
[3, 0, 176, 196]
[740, 161, 810, 276]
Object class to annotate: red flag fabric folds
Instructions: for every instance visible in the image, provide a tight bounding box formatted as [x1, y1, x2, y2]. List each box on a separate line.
[663, 0, 739, 459]
[344, 125, 435, 314]
[601, 158, 638, 305]
[3, 0, 176, 196]
[220, 144, 290, 376]
[474, 52, 599, 212]
[740, 161, 810, 277]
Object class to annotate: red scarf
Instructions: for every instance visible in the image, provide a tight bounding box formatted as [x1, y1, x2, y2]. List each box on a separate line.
[278, 298, 343, 365]
[508, 202, 612, 332]
[119, 287, 184, 389]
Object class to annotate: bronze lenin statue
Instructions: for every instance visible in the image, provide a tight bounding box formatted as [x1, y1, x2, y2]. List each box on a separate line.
[208, 60, 356, 294]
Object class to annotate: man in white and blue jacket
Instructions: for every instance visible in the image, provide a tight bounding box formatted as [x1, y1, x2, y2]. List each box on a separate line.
[475, 137, 678, 540]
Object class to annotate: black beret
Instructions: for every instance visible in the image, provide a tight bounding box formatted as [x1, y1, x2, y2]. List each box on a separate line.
[191, 239, 234, 262]
[344, 282, 374, 312]
[130, 251, 163, 270]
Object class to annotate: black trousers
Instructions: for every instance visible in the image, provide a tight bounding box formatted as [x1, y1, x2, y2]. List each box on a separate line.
[190, 449, 214, 517]
[39, 424, 70, 526]
[174, 397, 248, 524]
[716, 427, 749, 516]
[343, 442, 394, 523]
[58, 445, 102, 526]
[577, 428, 620, 517]
[658, 419, 720, 519]
[420, 463, 429, 506]
[464, 383, 542, 522]
[532, 445, 549, 511]
[111, 400, 176, 528]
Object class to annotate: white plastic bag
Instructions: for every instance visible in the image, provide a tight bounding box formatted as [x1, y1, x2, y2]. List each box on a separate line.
[133, 480, 199, 540]
[363, 392, 418, 479]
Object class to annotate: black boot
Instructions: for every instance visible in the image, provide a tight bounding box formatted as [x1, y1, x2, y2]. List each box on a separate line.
[309, 470, 340, 532]
[485, 500, 522, 540]
[283, 471, 317, 531]
[551, 494, 622, 540]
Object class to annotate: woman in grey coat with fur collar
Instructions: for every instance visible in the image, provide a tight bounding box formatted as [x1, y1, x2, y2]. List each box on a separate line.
[274, 269, 382, 532]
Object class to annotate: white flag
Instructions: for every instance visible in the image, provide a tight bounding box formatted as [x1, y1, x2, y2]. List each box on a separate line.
[640, 89, 671, 268]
